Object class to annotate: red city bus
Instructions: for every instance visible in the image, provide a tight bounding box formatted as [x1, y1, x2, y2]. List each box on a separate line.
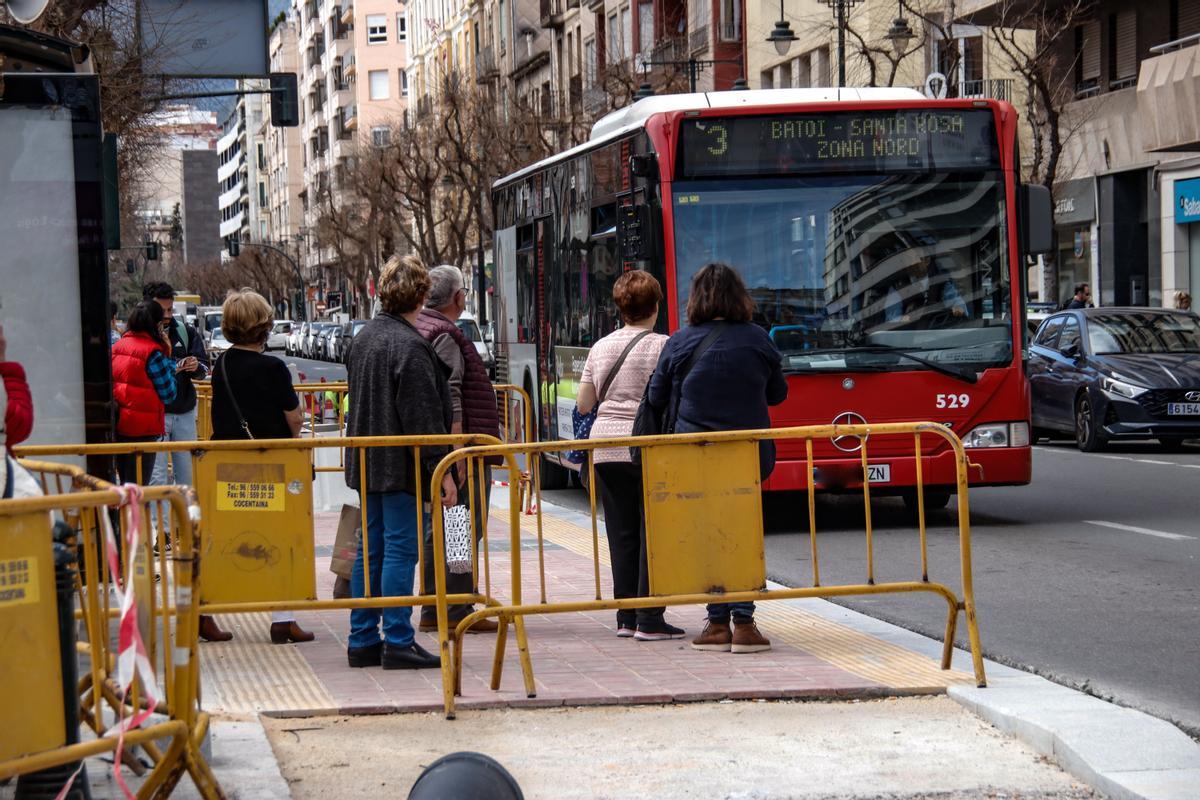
[490, 88, 1051, 505]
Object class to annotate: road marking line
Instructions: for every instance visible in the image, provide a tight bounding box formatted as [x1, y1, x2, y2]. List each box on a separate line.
[1035, 447, 1200, 469]
[1084, 520, 1196, 541]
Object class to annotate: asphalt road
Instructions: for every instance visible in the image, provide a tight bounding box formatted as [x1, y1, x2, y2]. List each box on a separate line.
[270, 352, 347, 383]
[543, 439, 1200, 738]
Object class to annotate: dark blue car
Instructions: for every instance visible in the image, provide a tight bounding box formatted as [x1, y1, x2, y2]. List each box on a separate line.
[1028, 307, 1200, 451]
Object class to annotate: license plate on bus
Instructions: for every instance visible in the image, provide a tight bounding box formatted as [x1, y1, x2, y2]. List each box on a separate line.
[1168, 402, 1200, 415]
[866, 464, 891, 483]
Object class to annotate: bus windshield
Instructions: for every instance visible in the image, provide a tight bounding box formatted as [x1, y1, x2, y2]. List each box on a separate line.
[672, 171, 1012, 375]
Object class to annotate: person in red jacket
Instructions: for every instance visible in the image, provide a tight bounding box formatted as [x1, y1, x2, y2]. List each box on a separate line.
[0, 323, 33, 452]
[111, 301, 177, 484]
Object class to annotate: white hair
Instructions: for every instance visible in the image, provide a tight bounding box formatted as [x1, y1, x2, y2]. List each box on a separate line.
[426, 265, 465, 310]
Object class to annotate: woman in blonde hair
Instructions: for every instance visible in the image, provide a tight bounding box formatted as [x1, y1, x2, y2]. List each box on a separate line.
[1174, 291, 1192, 311]
[207, 288, 313, 644]
[343, 256, 455, 670]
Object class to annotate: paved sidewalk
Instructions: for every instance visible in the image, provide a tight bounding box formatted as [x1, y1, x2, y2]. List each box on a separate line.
[198, 502, 973, 717]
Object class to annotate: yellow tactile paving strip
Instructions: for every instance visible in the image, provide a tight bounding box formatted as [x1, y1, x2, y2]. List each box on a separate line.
[199, 612, 335, 714]
[518, 508, 973, 691]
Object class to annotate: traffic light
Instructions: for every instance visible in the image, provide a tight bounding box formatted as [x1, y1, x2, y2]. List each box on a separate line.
[144, 241, 159, 261]
[270, 72, 299, 128]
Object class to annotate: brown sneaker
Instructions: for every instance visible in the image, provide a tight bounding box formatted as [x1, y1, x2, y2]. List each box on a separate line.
[690, 620, 732, 651]
[731, 620, 771, 654]
[418, 616, 499, 634]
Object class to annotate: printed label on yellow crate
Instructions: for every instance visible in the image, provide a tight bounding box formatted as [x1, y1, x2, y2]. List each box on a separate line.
[216, 463, 287, 511]
[0, 556, 39, 607]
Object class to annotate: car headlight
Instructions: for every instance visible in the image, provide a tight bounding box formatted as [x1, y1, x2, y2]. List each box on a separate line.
[962, 422, 1030, 448]
[1100, 376, 1149, 399]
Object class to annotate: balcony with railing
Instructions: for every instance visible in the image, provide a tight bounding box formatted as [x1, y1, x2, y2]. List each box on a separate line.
[340, 0, 353, 25]
[338, 105, 357, 138]
[689, 24, 709, 54]
[475, 46, 499, 83]
[718, 22, 739, 42]
[910, 78, 1013, 102]
[1137, 33, 1200, 152]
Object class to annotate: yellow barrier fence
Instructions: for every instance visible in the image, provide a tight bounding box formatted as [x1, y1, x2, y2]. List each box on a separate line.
[427, 421, 986, 718]
[14, 436, 500, 624]
[0, 464, 223, 798]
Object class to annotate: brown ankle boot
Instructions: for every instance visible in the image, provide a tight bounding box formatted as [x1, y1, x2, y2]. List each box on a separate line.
[731, 619, 771, 654]
[690, 620, 732, 651]
[199, 615, 233, 642]
[270, 620, 315, 644]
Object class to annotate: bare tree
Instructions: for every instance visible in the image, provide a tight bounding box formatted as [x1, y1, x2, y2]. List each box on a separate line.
[980, 0, 1096, 190]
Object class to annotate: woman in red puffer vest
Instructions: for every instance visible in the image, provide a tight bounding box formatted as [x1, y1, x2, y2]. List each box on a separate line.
[111, 300, 177, 484]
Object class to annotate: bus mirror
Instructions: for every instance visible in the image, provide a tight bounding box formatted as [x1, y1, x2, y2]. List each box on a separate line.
[1022, 184, 1052, 256]
[629, 154, 657, 179]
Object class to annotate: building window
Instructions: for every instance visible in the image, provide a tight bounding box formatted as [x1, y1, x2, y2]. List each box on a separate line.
[621, 5, 632, 63]
[584, 37, 597, 86]
[1109, 10, 1137, 87]
[397, 13, 407, 42]
[607, 13, 619, 63]
[368, 69, 390, 100]
[400, 69, 409, 97]
[638, 2, 653, 56]
[367, 14, 387, 44]
[718, 0, 740, 42]
[371, 126, 391, 147]
[498, 0, 506, 53]
[258, 182, 267, 207]
[1075, 20, 1101, 95]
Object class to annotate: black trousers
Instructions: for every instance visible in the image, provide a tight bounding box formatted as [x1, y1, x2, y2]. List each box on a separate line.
[113, 436, 158, 486]
[595, 461, 663, 627]
[422, 466, 492, 621]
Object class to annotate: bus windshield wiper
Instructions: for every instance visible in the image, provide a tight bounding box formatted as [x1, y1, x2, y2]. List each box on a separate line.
[844, 345, 979, 384]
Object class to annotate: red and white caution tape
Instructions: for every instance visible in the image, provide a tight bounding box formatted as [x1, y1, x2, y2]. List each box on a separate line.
[100, 484, 160, 800]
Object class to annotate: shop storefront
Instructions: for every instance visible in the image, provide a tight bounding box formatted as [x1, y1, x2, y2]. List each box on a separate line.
[1175, 176, 1200, 304]
[1051, 178, 1096, 307]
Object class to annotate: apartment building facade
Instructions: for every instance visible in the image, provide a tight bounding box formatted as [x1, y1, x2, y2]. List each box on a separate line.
[279, 0, 408, 309]
[217, 86, 267, 257]
[962, 0, 1200, 308]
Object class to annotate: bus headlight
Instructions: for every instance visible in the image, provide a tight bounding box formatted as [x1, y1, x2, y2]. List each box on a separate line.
[1100, 376, 1149, 399]
[962, 422, 1030, 448]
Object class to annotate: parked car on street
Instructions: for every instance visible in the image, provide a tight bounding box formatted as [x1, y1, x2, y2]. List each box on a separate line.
[208, 327, 233, 354]
[455, 312, 494, 376]
[341, 319, 368, 363]
[267, 320, 292, 351]
[1029, 308, 1200, 451]
[325, 326, 345, 362]
[1026, 301, 1058, 339]
[288, 322, 307, 356]
[313, 324, 334, 361]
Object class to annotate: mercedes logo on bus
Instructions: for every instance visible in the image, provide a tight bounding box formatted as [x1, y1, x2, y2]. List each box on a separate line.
[831, 411, 869, 452]
[1186, 391, 1200, 402]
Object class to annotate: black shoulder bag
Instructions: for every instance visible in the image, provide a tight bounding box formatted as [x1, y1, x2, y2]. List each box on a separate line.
[630, 322, 726, 464]
[216, 354, 254, 440]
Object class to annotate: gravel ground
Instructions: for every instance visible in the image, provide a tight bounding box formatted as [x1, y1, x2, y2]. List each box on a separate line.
[262, 696, 1103, 800]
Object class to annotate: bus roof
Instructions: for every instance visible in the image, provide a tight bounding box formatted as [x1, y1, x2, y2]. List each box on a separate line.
[494, 87, 925, 189]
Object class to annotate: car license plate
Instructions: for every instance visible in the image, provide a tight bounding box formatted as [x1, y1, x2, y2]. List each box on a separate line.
[866, 464, 891, 483]
[1168, 402, 1200, 415]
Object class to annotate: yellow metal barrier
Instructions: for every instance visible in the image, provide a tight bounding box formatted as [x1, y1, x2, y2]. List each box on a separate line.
[14, 436, 500, 622]
[490, 384, 533, 513]
[427, 421, 986, 718]
[0, 468, 223, 798]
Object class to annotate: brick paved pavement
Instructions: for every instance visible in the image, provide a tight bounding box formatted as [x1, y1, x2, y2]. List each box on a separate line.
[199, 499, 971, 717]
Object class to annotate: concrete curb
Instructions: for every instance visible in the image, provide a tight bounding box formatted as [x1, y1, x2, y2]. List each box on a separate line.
[199, 719, 292, 800]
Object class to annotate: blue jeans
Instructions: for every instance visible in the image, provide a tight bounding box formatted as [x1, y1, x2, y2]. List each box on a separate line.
[149, 411, 197, 487]
[707, 602, 756, 624]
[349, 491, 422, 649]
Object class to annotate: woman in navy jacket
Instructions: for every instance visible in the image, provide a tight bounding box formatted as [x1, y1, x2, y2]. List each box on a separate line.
[647, 262, 787, 654]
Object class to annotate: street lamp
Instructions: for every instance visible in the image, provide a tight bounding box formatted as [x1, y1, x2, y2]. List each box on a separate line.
[885, 3, 915, 56]
[820, 0, 864, 88]
[766, 0, 797, 57]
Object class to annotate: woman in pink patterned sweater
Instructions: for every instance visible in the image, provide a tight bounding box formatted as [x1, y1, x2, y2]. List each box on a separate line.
[576, 270, 684, 642]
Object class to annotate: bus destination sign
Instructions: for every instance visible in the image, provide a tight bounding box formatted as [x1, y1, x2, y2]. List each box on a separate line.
[678, 109, 998, 177]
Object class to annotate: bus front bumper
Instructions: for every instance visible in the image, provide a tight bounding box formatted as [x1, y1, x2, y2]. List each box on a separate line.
[763, 446, 1032, 493]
